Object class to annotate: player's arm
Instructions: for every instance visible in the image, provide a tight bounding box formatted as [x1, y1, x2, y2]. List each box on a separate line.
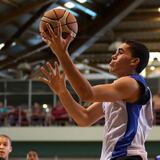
[59, 91, 104, 126]
[39, 62, 104, 126]
[91, 76, 141, 103]
[41, 22, 95, 101]
[41, 23, 140, 103]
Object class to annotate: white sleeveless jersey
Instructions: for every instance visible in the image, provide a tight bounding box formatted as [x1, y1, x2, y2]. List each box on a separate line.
[100, 75, 153, 160]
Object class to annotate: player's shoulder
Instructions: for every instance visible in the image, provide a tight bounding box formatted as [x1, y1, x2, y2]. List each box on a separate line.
[113, 76, 139, 90]
[114, 76, 138, 85]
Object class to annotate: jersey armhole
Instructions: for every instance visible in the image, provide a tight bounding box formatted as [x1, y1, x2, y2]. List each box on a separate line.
[134, 80, 150, 105]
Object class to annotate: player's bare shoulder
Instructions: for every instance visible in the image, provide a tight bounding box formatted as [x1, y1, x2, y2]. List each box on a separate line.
[113, 76, 141, 102]
[114, 76, 139, 88]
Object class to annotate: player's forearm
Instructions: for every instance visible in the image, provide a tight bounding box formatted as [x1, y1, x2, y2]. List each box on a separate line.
[58, 89, 91, 126]
[55, 49, 94, 101]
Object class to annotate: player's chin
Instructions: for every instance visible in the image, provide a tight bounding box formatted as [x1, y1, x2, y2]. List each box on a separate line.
[109, 67, 117, 76]
[0, 156, 5, 160]
[108, 66, 114, 73]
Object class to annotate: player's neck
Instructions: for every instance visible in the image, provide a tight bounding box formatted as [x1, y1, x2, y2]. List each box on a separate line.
[117, 70, 138, 78]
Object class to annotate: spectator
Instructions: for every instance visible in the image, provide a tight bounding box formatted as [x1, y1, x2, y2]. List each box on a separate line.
[26, 150, 39, 160]
[0, 102, 8, 126]
[153, 92, 160, 125]
[30, 102, 45, 126]
[7, 106, 29, 126]
[153, 92, 160, 110]
[0, 134, 12, 160]
[7, 106, 17, 126]
[50, 100, 69, 126]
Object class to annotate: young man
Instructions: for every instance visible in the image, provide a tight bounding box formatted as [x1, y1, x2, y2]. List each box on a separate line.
[0, 135, 12, 160]
[26, 150, 39, 160]
[39, 22, 153, 160]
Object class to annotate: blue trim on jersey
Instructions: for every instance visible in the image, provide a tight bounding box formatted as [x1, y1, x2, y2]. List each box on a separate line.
[129, 74, 147, 86]
[129, 74, 150, 105]
[111, 74, 148, 159]
[111, 103, 142, 158]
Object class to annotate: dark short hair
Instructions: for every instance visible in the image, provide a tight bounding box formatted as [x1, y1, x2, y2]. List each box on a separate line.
[124, 40, 149, 73]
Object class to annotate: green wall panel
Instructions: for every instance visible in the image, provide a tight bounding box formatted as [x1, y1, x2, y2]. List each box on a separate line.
[11, 142, 102, 158]
[10, 141, 160, 158]
[145, 142, 160, 158]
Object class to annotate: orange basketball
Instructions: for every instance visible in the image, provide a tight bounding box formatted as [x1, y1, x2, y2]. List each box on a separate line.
[39, 8, 78, 38]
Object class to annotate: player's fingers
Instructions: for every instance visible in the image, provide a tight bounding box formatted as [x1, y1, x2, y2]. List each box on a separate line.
[41, 36, 50, 45]
[54, 61, 60, 77]
[41, 31, 51, 41]
[61, 72, 65, 81]
[40, 66, 50, 79]
[66, 33, 74, 46]
[57, 21, 62, 37]
[38, 77, 49, 85]
[46, 62, 56, 76]
[46, 23, 56, 38]
[41, 37, 47, 43]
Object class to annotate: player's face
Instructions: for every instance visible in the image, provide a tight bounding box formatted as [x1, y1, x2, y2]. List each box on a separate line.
[27, 151, 38, 160]
[0, 136, 12, 160]
[109, 43, 136, 77]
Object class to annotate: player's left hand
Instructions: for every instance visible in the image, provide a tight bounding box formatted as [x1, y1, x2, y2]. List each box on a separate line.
[39, 61, 67, 95]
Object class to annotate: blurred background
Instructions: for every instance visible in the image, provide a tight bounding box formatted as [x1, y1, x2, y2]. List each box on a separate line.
[0, 0, 160, 159]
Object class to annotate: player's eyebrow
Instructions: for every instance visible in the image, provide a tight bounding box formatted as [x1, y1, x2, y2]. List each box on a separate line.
[118, 48, 125, 52]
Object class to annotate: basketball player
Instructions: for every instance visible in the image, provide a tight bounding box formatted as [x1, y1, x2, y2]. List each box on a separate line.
[0, 135, 12, 160]
[40, 22, 153, 160]
[26, 150, 39, 160]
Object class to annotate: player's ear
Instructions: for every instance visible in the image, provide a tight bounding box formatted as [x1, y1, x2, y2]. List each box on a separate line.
[9, 146, 12, 153]
[130, 57, 140, 67]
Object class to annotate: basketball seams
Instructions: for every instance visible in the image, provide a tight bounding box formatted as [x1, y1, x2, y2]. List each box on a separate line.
[43, 10, 69, 21]
[42, 19, 77, 25]
[66, 12, 77, 34]
[40, 8, 78, 37]
[42, 17, 77, 28]
[63, 22, 77, 34]
[42, 16, 77, 34]
[53, 9, 58, 20]
[66, 12, 70, 21]
[43, 15, 57, 21]
[54, 9, 66, 20]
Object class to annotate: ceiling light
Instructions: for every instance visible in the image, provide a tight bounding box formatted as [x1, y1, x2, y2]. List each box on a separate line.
[56, 6, 66, 9]
[11, 42, 16, 46]
[76, 0, 87, 3]
[43, 104, 48, 109]
[72, 1, 97, 17]
[150, 66, 156, 71]
[64, 2, 75, 9]
[0, 43, 5, 50]
[55, 5, 79, 17]
[149, 52, 160, 62]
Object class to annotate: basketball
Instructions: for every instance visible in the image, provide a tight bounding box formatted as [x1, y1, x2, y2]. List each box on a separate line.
[39, 8, 78, 38]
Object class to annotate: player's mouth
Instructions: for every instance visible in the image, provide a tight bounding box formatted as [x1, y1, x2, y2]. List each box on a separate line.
[109, 60, 116, 67]
[0, 151, 5, 155]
